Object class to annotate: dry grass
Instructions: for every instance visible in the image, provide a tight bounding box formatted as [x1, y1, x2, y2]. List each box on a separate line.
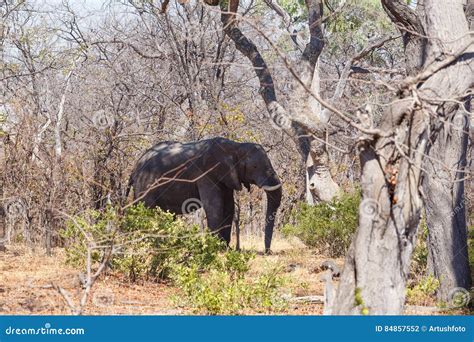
[0, 234, 465, 315]
[235, 233, 345, 315]
[0, 234, 335, 315]
[0, 245, 176, 315]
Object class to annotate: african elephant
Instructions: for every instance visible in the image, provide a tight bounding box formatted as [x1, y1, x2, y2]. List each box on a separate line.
[127, 137, 282, 253]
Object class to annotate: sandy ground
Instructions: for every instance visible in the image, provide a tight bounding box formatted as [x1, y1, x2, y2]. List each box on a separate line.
[0, 235, 466, 315]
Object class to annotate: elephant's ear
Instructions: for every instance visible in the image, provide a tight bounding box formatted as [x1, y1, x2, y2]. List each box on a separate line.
[204, 140, 242, 191]
[219, 155, 242, 191]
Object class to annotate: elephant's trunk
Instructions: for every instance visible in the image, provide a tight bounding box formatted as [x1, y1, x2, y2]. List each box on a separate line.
[263, 185, 282, 254]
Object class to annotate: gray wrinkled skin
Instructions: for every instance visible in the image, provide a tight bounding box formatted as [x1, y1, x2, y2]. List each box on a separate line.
[127, 137, 282, 253]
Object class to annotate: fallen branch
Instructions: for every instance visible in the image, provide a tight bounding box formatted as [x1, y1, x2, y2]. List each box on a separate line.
[288, 295, 325, 304]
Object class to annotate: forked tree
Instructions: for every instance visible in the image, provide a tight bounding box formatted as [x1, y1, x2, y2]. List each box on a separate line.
[203, 0, 341, 204]
[332, 0, 472, 313]
[202, 0, 473, 313]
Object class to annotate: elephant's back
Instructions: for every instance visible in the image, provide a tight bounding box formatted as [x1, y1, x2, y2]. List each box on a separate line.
[137, 141, 179, 164]
[133, 141, 182, 177]
[130, 140, 207, 191]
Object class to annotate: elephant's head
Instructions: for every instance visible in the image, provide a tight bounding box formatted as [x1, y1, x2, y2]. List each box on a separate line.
[205, 139, 282, 253]
[235, 143, 281, 189]
[204, 138, 282, 252]
[235, 143, 282, 253]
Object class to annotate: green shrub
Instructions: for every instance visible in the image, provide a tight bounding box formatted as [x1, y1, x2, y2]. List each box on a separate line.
[171, 253, 287, 315]
[60, 206, 119, 268]
[411, 217, 429, 277]
[62, 204, 288, 314]
[61, 203, 224, 281]
[406, 275, 440, 305]
[282, 192, 360, 257]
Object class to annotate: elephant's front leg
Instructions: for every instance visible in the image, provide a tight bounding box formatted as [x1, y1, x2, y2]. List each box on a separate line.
[197, 178, 227, 243]
[220, 188, 234, 245]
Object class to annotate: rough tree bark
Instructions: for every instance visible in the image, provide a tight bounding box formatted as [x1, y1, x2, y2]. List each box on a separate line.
[423, 108, 471, 301]
[213, 0, 340, 204]
[299, 1, 340, 204]
[0, 166, 5, 252]
[332, 0, 473, 314]
[422, 0, 473, 302]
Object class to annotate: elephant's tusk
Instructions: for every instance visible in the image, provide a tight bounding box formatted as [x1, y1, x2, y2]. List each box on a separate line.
[262, 183, 282, 192]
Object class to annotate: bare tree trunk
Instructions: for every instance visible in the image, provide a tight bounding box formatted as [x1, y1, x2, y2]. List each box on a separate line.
[307, 139, 340, 203]
[423, 107, 471, 300]
[422, 0, 474, 302]
[332, 0, 473, 314]
[45, 208, 52, 256]
[217, 0, 340, 204]
[0, 134, 7, 251]
[0, 164, 5, 252]
[332, 104, 428, 314]
[261, 0, 340, 203]
[54, 69, 73, 159]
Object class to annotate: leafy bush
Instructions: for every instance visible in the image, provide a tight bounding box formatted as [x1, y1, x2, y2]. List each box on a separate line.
[61, 204, 224, 281]
[171, 251, 287, 315]
[62, 204, 288, 314]
[282, 192, 360, 257]
[411, 218, 429, 277]
[278, 0, 307, 20]
[406, 275, 440, 306]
